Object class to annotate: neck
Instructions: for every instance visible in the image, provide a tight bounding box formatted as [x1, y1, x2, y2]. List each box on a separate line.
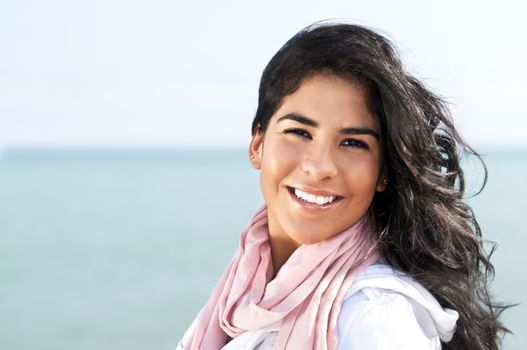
[269, 236, 299, 277]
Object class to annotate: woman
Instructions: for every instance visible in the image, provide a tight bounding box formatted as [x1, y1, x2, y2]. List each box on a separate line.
[177, 22, 506, 349]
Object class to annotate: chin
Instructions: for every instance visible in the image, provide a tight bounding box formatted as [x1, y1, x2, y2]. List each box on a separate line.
[289, 230, 334, 245]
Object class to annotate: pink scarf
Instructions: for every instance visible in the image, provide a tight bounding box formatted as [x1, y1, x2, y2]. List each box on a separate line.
[184, 205, 379, 350]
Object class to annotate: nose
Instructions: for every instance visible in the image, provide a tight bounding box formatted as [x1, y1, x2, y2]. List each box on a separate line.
[300, 143, 338, 180]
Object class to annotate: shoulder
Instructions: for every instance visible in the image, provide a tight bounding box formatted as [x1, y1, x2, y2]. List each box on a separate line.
[337, 262, 458, 350]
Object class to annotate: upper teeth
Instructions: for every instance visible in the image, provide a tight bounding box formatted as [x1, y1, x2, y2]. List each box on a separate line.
[294, 188, 337, 205]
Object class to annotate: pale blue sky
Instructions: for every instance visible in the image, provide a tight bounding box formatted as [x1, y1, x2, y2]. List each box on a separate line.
[1, 0, 526, 150]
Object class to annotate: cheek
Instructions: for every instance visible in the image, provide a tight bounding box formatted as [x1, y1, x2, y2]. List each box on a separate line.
[340, 156, 381, 191]
[261, 138, 302, 174]
[259, 138, 302, 196]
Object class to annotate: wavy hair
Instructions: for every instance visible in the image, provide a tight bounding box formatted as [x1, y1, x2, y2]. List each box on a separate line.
[250, 21, 508, 349]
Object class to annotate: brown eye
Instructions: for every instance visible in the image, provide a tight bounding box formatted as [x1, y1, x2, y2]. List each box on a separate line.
[341, 138, 369, 149]
[284, 128, 312, 139]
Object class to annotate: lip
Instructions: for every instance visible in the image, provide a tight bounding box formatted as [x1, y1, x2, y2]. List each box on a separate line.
[289, 185, 342, 197]
[286, 186, 343, 212]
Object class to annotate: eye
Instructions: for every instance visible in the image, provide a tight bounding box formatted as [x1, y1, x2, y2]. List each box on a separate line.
[341, 138, 369, 149]
[284, 128, 312, 139]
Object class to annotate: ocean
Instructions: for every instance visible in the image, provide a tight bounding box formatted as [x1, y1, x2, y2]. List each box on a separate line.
[0, 149, 525, 349]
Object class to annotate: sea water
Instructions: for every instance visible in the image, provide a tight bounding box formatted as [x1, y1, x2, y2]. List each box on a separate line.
[0, 149, 525, 349]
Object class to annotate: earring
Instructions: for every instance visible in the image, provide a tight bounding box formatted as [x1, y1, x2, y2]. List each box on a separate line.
[383, 178, 388, 186]
[251, 155, 255, 161]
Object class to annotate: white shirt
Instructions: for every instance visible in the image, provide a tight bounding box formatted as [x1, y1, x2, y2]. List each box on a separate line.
[176, 262, 458, 349]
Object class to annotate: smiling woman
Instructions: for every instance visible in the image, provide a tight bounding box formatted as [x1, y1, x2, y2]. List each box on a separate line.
[250, 75, 385, 271]
[176, 21, 508, 350]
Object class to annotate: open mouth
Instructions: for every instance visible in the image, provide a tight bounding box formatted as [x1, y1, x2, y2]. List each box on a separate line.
[287, 186, 343, 206]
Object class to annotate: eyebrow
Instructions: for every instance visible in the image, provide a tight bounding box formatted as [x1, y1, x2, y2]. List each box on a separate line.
[277, 112, 380, 140]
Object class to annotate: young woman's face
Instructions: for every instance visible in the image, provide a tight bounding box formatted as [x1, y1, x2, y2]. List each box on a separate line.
[250, 74, 386, 246]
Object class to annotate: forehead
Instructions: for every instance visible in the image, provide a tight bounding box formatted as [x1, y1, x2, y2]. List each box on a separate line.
[272, 74, 379, 131]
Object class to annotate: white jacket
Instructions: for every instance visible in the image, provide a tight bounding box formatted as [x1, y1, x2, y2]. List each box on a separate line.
[176, 262, 458, 349]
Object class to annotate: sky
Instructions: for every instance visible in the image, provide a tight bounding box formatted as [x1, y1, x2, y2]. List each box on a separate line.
[1, 0, 526, 151]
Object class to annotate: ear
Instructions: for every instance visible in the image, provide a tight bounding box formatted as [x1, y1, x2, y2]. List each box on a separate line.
[376, 170, 387, 192]
[249, 129, 264, 169]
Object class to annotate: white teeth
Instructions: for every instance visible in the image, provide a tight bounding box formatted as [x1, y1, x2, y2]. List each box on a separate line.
[315, 196, 325, 205]
[293, 188, 337, 205]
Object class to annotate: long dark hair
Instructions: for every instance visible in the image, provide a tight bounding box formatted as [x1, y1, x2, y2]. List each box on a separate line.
[251, 21, 508, 349]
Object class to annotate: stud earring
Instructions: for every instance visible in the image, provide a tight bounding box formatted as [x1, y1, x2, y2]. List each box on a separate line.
[383, 178, 388, 186]
[251, 155, 255, 161]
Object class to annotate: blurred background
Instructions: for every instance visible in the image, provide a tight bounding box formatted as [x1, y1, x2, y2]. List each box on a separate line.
[0, 0, 525, 349]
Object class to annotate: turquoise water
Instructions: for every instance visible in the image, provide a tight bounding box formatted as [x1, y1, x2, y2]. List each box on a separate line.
[0, 149, 525, 349]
